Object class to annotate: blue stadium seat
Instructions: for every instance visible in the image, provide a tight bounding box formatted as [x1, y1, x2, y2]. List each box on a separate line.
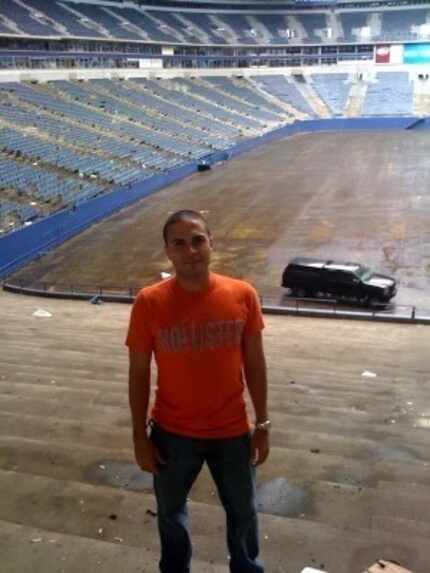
[362, 72, 413, 116]
[252, 76, 316, 117]
[311, 74, 351, 116]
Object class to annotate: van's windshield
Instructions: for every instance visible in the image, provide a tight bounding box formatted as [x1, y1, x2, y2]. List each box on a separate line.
[355, 266, 373, 281]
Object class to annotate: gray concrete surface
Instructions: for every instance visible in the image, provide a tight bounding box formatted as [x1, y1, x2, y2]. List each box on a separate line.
[1, 290, 429, 572]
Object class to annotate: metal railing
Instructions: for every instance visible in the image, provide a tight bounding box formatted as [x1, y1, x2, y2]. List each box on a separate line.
[261, 293, 430, 324]
[3, 279, 430, 324]
[2, 279, 140, 303]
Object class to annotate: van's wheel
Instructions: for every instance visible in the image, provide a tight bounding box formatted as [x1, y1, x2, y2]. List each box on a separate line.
[295, 288, 308, 298]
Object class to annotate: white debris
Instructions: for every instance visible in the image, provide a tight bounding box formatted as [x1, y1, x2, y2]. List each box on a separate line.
[32, 309, 53, 318]
[301, 568, 326, 573]
[114, 537, 123, 543]
[99, 465, 106, 470]
[98, 528, 104, 535]
[160, 272, 171, 280]
[31, 538, 43, 543]
[361, 370, 377, 378]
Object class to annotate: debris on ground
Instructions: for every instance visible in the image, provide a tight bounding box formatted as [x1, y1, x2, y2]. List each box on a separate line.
[361, 370, 377, 378]
[32, 308, 52, 318]
[365, 560, 413, 573]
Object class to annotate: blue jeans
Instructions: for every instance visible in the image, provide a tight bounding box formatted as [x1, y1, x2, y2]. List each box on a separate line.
[150, 422, 264, 573]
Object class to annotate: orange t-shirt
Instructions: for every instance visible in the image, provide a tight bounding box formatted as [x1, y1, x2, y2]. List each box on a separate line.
[126, 272, 264, 438]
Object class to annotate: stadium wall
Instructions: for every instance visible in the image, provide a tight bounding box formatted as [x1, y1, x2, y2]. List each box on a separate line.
[1, 63, 429, 84]
[0, 116, 422, 279]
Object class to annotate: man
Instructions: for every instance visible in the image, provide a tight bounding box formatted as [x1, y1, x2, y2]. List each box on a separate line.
[127, 209, 270, 573]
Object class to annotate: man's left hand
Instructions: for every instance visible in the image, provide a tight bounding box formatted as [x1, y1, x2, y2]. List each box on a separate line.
[250, 429, 270, 466]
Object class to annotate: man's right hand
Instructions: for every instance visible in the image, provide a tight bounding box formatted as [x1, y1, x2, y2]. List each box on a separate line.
[134, 436, 166, 475]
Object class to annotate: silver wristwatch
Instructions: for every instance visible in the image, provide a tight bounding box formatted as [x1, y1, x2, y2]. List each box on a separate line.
[255, 420, 272, 432]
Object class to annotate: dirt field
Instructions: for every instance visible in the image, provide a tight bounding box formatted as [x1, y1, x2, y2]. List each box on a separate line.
[10, 131, 430, 308]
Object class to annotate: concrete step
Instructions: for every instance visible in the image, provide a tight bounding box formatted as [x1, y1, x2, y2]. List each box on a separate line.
[3, 372, 428, 442]
[5, 364, 404, 393]
[0, 405, 425, 475]
[0, 469, 428, 573]
[2, 431, 430, 535]
[4, 368, 417, 407]
[2, 385, 427, 444]
[0, 519, 228, 573]
[270, 426, 429, 464]
[6, 369, 428, 426]
[0, 353, 126, 374]
[373, 481, 430, 525]
[371, 515, 430, 539]
[1, 406, 429, 474]
[2, 433, 429, 497]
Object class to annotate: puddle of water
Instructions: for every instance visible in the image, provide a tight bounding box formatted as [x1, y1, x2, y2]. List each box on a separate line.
[256, 477, 312, 517]
[372, 445, 419, 463]
[84, 460, 153, 491]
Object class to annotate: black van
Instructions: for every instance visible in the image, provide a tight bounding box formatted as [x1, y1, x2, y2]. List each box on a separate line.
[282, 257, 397, 305]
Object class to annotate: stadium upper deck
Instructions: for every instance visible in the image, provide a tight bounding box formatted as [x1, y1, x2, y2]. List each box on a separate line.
[0, 0, 429, 45]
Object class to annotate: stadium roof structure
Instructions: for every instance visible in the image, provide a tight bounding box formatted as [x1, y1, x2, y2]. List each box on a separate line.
[135, 0, 429, 7]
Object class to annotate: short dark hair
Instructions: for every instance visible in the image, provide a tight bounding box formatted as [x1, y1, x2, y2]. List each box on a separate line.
[163, 210, 211, 245]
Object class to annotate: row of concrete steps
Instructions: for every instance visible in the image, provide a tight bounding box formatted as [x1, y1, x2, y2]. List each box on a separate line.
[293, 80, 331, 118]
[2, 372, 430, 459]
[414, 93, 430, 116]
[1, 468, 428, 573]
[2, 388, 430, 548]
[1, 292, 429, 572]
[1, 376, 429, 450]
[345, 82, 368, 117]
[1, 404, 430, 529]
